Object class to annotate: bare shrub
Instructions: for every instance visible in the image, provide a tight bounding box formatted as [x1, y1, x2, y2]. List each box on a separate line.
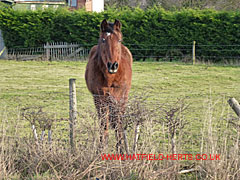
[0, 96, 240, 179]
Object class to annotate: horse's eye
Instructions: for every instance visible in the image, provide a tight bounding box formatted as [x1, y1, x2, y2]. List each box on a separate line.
[102, 38, 106, 43]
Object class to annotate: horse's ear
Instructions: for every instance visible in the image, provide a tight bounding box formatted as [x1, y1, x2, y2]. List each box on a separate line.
[114, 19, 121, 31]
[101, 19, 108, 32]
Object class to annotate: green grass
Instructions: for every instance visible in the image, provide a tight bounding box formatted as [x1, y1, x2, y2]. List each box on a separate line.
[0, 60, 239, 179]
[0, 60, 239, 114]
[0, 60, 239, 137]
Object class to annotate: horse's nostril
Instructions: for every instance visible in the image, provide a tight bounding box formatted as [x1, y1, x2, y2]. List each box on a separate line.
[107, 62, 112, 69]
[113, 62, 118, 70]
[107, 61, 118, 74]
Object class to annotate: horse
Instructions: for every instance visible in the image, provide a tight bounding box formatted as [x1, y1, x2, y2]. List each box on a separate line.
[85, 19, 133, 153]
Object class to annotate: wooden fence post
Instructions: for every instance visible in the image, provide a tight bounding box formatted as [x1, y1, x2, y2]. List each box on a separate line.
[69, 78, 77, 151]
[228, 98, 240, 117]
[192, 41, 196, 65]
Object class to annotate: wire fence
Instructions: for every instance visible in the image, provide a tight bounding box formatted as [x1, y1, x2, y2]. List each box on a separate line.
[1, 45, 240, 178]
[0, 73, 239, 177]
[0, 90, 239, 156]
[6, 42, 240, 62]
[1, 45, 240, 153]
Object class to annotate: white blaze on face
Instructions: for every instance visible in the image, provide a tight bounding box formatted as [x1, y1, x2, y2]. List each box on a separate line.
[106, 32, 111, 37]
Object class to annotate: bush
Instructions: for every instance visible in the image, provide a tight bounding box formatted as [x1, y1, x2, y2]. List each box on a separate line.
[1, 96, 240, 179]
[0, 6, 240, 62]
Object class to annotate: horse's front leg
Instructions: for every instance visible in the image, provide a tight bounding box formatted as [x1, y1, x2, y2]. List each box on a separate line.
[115, 119, 124, 154]
[109, 100, 124, 154]
[94, 96, 109, 151]
[100, 112, 109, 149]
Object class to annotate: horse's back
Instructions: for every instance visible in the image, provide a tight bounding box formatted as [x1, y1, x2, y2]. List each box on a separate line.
[121, 45, 133, 66]
[85, 45, 97, 72]
[87, 45, 98, 63]
[85, 45, 98, 92]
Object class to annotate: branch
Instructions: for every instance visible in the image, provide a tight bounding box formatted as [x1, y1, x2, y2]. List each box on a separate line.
[228, 98, 240, 117]
[178, 168, 196, 174]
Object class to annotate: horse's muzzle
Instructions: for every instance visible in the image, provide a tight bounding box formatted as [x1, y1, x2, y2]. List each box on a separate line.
[107, 61, 119, 74]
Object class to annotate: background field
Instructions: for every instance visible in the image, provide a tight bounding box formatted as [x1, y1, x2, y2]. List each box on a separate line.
[1, 60, 239, 108]
[0, 60, 240, 179]
[0, 60, 239, 149]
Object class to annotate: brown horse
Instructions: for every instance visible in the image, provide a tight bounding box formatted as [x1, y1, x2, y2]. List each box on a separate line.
[85, 19, 133, 153]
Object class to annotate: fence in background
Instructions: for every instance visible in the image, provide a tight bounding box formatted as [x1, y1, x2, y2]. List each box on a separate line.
[7, 42, 90, 61]
[128, 43, 240, 63]
[6, 42, 240, 63]
[7, 47, 45, 61]
[44, 42, 90, 61]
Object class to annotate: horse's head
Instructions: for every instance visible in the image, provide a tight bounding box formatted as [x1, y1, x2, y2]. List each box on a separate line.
[98, 19, 122, 74]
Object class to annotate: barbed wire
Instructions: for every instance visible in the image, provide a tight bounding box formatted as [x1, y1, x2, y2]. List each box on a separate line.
[6, 43, 240, 61]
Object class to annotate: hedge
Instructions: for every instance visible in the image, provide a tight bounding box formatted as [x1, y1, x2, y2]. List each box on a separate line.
[0, 5, 240, 62]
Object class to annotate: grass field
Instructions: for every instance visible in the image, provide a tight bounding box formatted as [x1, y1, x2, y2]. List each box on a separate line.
[0, 60, 239, 124]
[0, 60, 239, 107]
[0, 60, 240, 179]
[0, 60, 239, 143]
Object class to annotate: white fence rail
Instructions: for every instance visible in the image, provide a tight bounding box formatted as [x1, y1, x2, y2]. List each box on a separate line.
[44, 42, 89, 61]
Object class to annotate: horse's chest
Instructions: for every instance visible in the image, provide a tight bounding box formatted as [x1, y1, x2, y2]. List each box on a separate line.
[110, 82, 120, 88]
[104, 76, 123, 88]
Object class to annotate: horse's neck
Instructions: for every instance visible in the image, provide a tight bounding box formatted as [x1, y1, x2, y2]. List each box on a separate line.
[97, 43, 122, 61]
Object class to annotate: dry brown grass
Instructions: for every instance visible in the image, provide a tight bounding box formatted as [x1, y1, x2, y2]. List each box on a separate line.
[0, 96, 239, 180]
